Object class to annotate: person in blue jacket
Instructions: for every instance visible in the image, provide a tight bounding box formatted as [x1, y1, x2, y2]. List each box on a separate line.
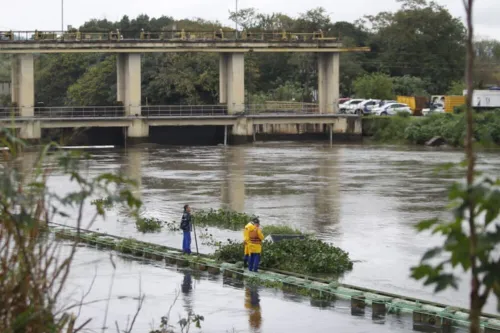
[180, 204, 192, 254]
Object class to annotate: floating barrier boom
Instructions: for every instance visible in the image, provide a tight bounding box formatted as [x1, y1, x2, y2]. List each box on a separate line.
[46, 222, 500, 332]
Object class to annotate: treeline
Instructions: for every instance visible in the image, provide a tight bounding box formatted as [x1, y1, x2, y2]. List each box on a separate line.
[0, 0, 499, 107]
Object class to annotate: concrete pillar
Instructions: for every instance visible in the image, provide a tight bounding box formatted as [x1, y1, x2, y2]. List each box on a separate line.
[231, 117, 253, 143]
[11, 54, 34, 117]
[117, 53, 141, 116]
[219, 54, 229, 104]
[20, 121, 41, 140]
[127, 119, 149, 140]
[219, 53, 245, 114]
[317, 53, 339, 114]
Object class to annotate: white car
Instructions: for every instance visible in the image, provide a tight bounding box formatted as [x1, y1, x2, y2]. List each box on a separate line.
[373, 103, 412, 116]
[348, 99, 381, 115]
[339, 99, 365, 113]
[422, 103, 445, 116]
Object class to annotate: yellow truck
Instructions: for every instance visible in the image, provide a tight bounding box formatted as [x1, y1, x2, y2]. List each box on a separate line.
[396, 96, 428, 115]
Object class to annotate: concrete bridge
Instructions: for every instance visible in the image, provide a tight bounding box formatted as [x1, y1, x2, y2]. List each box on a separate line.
[0, 30, 369, 143]
[0, 104, 361, 144]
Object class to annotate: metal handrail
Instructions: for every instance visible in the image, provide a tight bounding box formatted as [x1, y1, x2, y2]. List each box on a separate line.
[0, 104, 328, 119]
[0, 30, 341, 43]
[34, 106, 125, 118]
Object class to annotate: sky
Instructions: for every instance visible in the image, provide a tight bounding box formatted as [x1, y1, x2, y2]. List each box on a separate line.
[0, 0, 498, 39]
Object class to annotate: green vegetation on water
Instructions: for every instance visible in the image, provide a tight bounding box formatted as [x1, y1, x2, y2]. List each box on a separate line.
[135, 217, 163, 233]
[364, 111, 500, 147]
[215, 239, 353, 275]
[90, 197, 113, 208]
[192, 209, 303, 235]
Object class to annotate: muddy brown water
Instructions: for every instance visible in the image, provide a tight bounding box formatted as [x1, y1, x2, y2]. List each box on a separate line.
[21, 142, 500, 331]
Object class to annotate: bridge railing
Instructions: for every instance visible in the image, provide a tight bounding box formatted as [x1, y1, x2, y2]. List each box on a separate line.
[0, 107, 20, 119]
[0, 103, 322, 119]
[34, 106, 125, 118]
[246, 103, 319, 114]
[0, 30, 340, 43]
[142, 105, 228, 117]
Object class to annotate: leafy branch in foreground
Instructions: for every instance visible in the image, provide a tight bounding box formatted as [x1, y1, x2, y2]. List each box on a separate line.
[412, 2, 500, 331]
[0, 128, 142, 333]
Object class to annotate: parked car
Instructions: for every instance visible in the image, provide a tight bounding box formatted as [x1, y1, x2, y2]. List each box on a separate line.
[349, 99, 381, 115]
[338, 98, 351, 105]
[422, 102, 445, 116]
[339, 99, 365, 113]
[372, 103, 412, 116]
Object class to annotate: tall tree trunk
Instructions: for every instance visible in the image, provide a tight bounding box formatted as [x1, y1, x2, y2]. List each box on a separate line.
[463, 1, 480, 333]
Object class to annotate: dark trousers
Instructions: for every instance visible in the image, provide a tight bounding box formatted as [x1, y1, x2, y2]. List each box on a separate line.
[248, 253, 261, 272]
[243, 255, 249, 267]
[182, 231, 191, 254]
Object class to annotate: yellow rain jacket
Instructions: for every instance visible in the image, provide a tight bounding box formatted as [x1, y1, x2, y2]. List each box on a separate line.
[243, 222, 253, 256]
[248, 224, 264, 254]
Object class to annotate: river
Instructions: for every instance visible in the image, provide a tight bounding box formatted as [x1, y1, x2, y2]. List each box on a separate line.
[29, 142, 499, 331]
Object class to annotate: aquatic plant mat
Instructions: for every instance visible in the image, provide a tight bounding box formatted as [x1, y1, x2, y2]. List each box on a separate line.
[47, 223, 500, 331]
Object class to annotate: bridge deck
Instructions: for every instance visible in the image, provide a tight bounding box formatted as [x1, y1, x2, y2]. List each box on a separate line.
[0, 31, 371, 53]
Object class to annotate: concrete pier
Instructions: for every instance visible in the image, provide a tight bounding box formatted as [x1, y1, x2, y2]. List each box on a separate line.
[117, 53, 142, 117]
[219, 53, 245, 114]
[11, 54, 34, 117]
[317, 53, 339, 113]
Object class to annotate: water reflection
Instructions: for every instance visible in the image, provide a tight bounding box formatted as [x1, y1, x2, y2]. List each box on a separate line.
[221, 147, 246, 212]
[245, 286, 262, 332]
[125, 148, 144, 200]
[181, 270, 193, 314]
[312, 148, 341, 234]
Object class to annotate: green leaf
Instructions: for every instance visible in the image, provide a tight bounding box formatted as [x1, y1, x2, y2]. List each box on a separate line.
[421, 247, 443, 261]
[415, 218, 439, 232]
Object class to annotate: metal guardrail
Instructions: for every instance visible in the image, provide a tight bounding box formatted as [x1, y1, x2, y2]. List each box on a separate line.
[142, 105, 228, 117]
[0, 104, 325, 119]
[0, 107, 20, 118]
[0, 30, 340, 43]
[34, 106, 125, 118]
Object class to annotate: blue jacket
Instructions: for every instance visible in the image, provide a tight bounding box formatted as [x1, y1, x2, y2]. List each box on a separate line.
[180, 212, 192, 232]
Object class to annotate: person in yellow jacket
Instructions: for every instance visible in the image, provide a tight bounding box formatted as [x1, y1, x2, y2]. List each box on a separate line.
[247, 218, 264, 272]
[243, 219, 257, 268]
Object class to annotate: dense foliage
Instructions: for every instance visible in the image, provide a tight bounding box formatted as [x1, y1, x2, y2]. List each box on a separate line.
[192, 208, 303, 235]
[136, 217, 164, 233]
[363, 111, 500, 147]
[215, 239, 352, 275]
[193, 209, 258, 230]
[3, 0, 498, 107]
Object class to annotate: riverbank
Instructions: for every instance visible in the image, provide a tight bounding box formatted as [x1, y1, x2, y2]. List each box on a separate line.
[362, 111, 500, 147]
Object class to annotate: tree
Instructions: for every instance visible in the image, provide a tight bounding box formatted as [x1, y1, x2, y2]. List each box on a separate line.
[392, 75, 428, 96]
[474, 39, 500, 88]
[353, 73, 393, 99]
[361, 0, 466, 94]
[66, 55, 117, 106]
[411, 2, 500, 333]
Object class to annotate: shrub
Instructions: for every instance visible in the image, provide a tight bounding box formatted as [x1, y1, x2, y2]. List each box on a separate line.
[214, 239, 352, 275]
[262, 225, 303, 235]
[136, 217, 163, 233]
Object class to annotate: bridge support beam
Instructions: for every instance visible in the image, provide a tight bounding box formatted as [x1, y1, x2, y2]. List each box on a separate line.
[219, 53, 245, 114]
[127, 119, 149, 143]
[231, 117, 253, 144]
[117, 53, 141, 116]
[317, 53, 339, 114]
[11, 54, 34, 117]
[20, 121, 41, 141]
